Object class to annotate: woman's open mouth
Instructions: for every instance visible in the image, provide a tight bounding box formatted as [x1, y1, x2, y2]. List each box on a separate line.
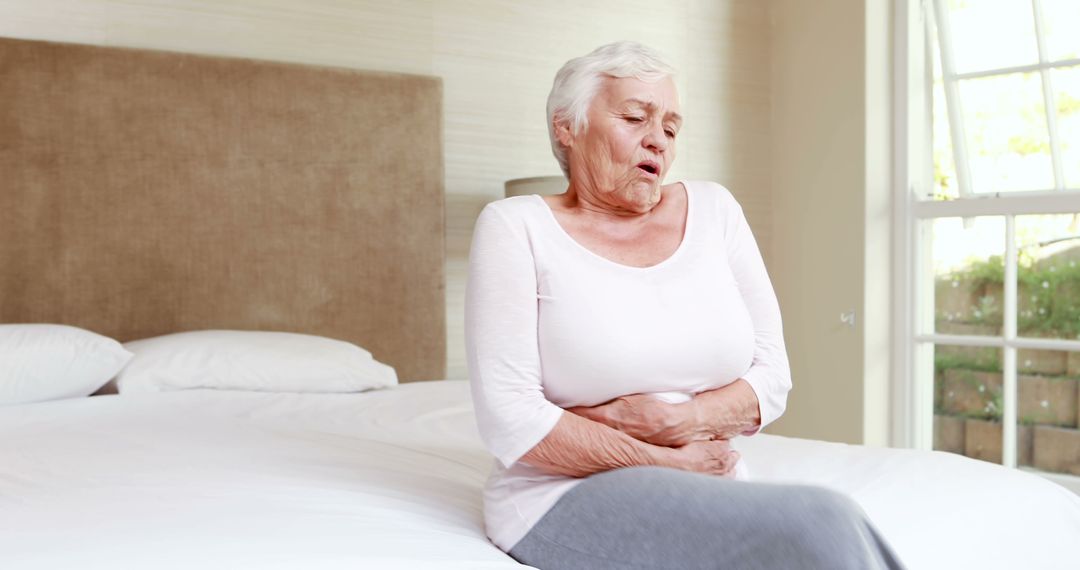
[636, 161, 660, 177]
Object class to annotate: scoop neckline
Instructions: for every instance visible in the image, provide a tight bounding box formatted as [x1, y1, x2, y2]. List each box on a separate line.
[531, 180, 692, 271]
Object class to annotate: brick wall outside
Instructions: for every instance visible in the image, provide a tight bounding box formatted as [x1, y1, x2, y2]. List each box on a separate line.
[933, 270, 1080, 476]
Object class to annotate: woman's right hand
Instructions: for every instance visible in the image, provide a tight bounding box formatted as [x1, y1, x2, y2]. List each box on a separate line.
[669, 440, 740, 477]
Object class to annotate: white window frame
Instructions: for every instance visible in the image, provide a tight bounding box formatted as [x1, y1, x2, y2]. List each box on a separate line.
[894, 0, 1080, 494]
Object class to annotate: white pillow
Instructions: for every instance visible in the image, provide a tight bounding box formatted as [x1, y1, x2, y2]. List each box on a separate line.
[0, 324, 133, 405]
[115, 330, 398, 394]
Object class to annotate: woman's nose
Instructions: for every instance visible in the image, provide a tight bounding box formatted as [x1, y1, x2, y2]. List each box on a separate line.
[643, 123, 668, 152]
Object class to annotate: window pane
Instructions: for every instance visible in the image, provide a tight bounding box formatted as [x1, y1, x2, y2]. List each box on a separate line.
[929, 23, 957, 202]
[1053, 65, 1080, 189]
[1016, 349, 1080, 475]
[945, 0, 1038, 75]
[932, 77, 959, 200]
[1015, 213, 1080, 340]
[934, 344, 1004, 464]
[1041, 0, 1080, 62]
[933, 217, 1005, 334]
[960, 73, 1054, 193]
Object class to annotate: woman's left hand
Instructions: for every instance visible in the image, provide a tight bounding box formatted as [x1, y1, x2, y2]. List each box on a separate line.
[568, 394, 711, 447]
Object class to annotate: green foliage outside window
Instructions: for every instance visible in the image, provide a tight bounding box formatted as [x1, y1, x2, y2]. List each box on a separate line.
[945, 253, 1080, 338]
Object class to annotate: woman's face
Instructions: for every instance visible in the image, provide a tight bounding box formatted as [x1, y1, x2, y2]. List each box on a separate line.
[559, 75, 682, 213]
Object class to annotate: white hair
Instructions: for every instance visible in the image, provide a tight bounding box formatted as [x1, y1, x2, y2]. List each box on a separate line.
[546, 41, 676, 179]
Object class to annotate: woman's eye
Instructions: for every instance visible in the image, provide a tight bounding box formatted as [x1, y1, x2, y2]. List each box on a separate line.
[625, 116, 644, 123]
[665, 130, 676, 138]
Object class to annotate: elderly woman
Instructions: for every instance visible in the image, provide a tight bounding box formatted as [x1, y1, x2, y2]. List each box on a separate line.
[465, 42, 903, 570]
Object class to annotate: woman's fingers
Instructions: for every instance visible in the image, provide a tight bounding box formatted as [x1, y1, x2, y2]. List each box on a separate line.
[569, 396, 711, 448]
[675, 439, 740, 476]
[705, 444, 739, 476]
[568, 396, 669, 441]
[717, 450, 741, 478]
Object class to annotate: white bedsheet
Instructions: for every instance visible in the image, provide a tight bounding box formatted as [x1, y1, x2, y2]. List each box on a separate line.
[2, 380, 1078, 569]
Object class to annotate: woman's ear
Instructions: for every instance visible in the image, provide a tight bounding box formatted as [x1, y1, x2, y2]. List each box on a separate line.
[554, 119, 574, 148]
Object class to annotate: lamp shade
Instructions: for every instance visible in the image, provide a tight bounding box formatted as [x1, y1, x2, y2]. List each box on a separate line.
[504, 176, 566, 198]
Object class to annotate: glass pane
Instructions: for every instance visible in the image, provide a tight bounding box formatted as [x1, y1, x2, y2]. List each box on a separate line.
[1053, 66, 1080, 189]
[932, 78, 959, 201]
[945, 0, 1039, 75]
[1041, 0, 1080, 62]
[929, 23, 958, 202]
[1017, 349, 1080, 475]
[960, 73, 1054, 193]
[933, 217, 1005, 335]
[934, 345, 1004, 464]
[1015, 213, 1080, 340]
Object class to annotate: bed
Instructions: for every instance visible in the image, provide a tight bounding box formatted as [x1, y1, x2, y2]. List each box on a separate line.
[2, 37, 1079, 570]
[4, 380, 1080, 569]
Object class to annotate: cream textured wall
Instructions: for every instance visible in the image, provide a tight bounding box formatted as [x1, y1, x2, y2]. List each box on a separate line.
[863, 0, 892, 447]
[0, 0, 774, 381]
[765, 0, 891, 445]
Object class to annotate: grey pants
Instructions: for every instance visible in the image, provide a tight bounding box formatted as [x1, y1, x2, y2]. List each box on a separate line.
[508, 466, 905, 570]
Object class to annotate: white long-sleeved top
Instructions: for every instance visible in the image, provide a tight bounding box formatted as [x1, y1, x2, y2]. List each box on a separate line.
[465, 180, 792, 552]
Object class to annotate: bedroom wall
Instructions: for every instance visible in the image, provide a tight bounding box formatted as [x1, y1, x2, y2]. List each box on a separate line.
[0, 0, 773, 381]
[764, 0, 892, 446]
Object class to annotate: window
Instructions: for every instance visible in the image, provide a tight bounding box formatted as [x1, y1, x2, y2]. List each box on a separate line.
[897, 0, 1080, 492]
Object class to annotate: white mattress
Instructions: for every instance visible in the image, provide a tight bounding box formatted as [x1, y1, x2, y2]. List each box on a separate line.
[2, 380, 1079, 569]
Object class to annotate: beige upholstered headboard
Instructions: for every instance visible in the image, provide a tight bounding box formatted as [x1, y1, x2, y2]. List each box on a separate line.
[0, 37, 446, 382]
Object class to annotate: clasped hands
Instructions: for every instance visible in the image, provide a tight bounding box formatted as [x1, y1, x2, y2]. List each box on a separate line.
[567, 387, 750, 478]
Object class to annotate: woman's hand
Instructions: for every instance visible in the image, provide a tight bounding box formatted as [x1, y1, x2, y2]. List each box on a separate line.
[694, 380, 763, 439]
[568, 394, 711, 448]
[672, 440, 740, 477]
